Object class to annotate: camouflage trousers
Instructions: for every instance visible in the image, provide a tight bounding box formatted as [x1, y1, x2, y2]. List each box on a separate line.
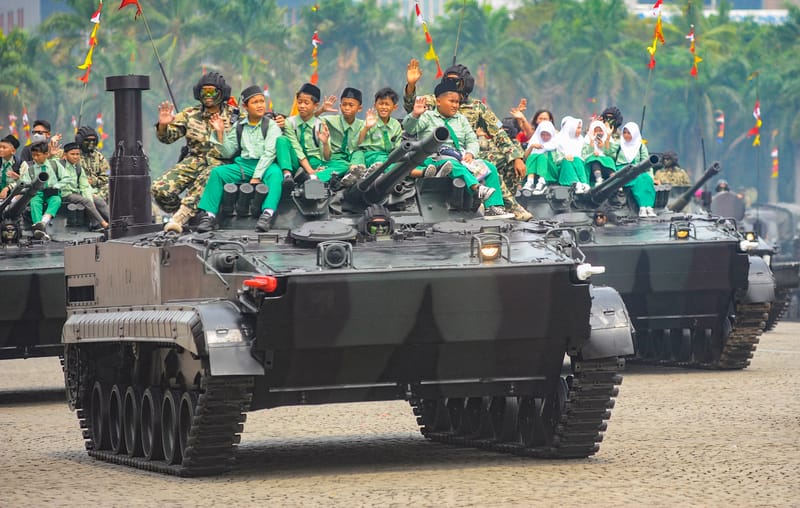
[151, 155, 223, 214]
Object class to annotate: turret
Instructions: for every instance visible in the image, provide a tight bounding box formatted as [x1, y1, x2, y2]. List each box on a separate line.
[578, 154, 663, 208]
[667, 161, 721, 212]
[105, 75, 152, 237]
[0, 172, 48, 221]
[343, 126, 449, 210]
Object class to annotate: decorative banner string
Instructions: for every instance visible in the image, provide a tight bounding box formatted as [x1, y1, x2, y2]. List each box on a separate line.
[415, 2, 443, 78]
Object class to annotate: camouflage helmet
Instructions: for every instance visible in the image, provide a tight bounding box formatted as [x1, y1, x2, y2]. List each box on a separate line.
[443, 64, 475, 97]
[601, 106, 623, 130]
[193, 72, 232, 105]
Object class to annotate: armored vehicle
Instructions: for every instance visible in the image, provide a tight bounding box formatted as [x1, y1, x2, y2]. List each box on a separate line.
[517, 158, 773, 369]
[0, 150, 105, 360]
[61, 76, 633, 476]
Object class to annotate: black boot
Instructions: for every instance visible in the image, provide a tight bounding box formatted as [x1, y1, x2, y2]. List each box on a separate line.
[195, 211, 219, 233]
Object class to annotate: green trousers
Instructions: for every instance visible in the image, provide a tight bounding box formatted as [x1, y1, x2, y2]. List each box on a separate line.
[363, 150, 390, 168]
[558, 157, 589, 186]
[276, 136, 326, 179]
[421, 157, 504, 208]
[624, 172, 656, 208]
[525, 152, 558, 182]
[198, 157, 283, 214]
[30, 192, 62, 223]
[316, 151, 366, 183]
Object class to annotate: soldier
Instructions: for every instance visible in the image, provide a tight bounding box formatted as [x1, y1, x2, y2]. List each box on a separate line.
[403, 59, 531, 221]
[153, 72, 235, 233]
[654, 151, 691, 186]
[75, 126, 110, 201]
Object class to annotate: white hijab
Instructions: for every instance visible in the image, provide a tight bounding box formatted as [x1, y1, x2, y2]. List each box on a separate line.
[529, 120, 557, 154]
[620, 121, 643, 163]
[584, 120, 609, 155]
[557, 116, 584, 158]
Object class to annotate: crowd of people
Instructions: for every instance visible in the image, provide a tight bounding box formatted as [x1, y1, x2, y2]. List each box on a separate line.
[0, 59, 696, 237]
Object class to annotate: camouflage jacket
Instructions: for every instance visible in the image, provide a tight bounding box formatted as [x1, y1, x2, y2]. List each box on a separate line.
[404, 91, 524, 165]
[80, 150, 110, 191]
[155, 105, 234, 161]
[654, 167, 691, 186]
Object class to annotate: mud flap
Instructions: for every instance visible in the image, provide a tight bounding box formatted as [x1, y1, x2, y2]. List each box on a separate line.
[742, 256, 775, 304]
[578, 285, 634, 360]
[195, 301, 264, 376]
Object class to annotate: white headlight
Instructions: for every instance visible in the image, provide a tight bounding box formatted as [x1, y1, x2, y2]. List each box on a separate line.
[576, 263, 606, 281]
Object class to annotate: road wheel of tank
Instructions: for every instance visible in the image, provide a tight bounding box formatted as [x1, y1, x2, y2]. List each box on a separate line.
[691, 328, 710, 364]
[446, 398, 466, 434]
[178, 391, 198, 459]
[671, 329, 692, 362]
[418, 399, 451, 433]
[108, 384, 127, 454]
[161, 389, 183, 465]
[123, 385, 143, 457]
[517, 396, 542, 447]
[140, 386, 164, 461]
[89, 381, 111, 450]
[635, 329, 654, 359]
[518, 377, 569, 448]
[653, 329, 670, 361]
[459, 397, 484, 437]
[488, 396, 519, 442]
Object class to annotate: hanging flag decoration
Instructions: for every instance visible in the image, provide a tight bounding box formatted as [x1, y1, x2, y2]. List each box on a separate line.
[714, 109, 725, 144]
[415, 2, 443, 78]
[263, 85, 273, 112]
[78, 1, 103, 84]
[310, 31, 322, 85]
[8, 114, 18, 137]
[96, 113, 108, 150]
[21, 108, 30, 145]
[646, 0, 665, 69]
[118, 0, 142, 19]
[12, 87, 19, 97]
[770, 130, 779, 179]
[71, 116, 78, 134]
[686, 24, 703, 77]
[746, 100, 761, 146]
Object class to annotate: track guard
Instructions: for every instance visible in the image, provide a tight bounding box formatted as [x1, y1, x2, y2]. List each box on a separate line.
[742, 256, 775, 304]
[195, 301, 264, 376]
[579, 285, 634, 360]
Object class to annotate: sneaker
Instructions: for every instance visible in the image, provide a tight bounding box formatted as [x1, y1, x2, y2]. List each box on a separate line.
[511, 203, 533, 221]
[255, 209, 274, 232]
[435, 161, 453, 178]
[532, 178, 547, 195]
[340, 164, 367, 187]
[195, 212, 219, 233]
[575, 182, 590, 194]
[32, 222, 49, 240]
[638, 207, 649, 218]
[521, 178, 536, 192]
[476, 184, 496, 202]
[283, 171, 294, 183]
[594, 171, 604, 185]
[646, 207, 658, 217]
[483, 205, 515, 220]
[423, 164, 438, 177]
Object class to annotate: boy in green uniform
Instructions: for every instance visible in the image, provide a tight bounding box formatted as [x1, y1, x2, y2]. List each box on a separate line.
[61, 142, 110, 229]
[197, 85, 282, 233]
[0, 135, 21, 200]
[319, 87, 366, 183]
[403, 80, 512, 219]
[281, 83, 330, 182]
[19, 141, 63, 239]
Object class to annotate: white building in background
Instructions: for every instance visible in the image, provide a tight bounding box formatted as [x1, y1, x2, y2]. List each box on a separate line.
[0, 0, 68, 33]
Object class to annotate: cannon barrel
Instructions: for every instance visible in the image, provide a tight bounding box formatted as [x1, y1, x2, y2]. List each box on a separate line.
[343, 126, 450, 209]
[579, 154, 662, 208]
[0, 172, 49, 220]
[667, 161, 722, 212]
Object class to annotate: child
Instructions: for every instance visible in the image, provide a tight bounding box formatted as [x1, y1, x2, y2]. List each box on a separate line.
[582, 120, 616, 185]
[281, 83, 329, 181]
[197, 85, 283, 232]
[0, 135, 21, 200]
[614, 122, 656, 218]
[319, 87, 367, 184]
[403, 79, 512, 219]
[61, 142, 110, 229]
[521, 120, 558, 194]
[554, 116, 590, 193]
[355, 87, 403, 170]
[19, 141, 63, 239]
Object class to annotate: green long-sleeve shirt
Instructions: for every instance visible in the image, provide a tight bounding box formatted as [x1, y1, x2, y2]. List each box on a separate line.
[213, 117, 279, 180]
[403, 109, 479, 156]
[323, 114, 365, 157]
[284, 115, 326, 161]
[59, 160, 94, 198]
[358, 117, 403, 153]
[19, 159, 63, 189]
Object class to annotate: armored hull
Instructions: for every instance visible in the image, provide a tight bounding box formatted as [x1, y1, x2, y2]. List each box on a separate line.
[518, 158, 773, 369]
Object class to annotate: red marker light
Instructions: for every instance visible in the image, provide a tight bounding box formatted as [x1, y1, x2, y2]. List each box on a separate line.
[243, 275, 278, 293]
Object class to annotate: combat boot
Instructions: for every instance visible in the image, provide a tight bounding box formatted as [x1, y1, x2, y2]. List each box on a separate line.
[164, 205, 193, 233]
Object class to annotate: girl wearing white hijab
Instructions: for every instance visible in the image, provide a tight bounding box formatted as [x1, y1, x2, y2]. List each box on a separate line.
[614, 121, 656, 217]
[554, 116, 590, 193]
[522, 120, 558, 194]
[581, 119, 616, 185]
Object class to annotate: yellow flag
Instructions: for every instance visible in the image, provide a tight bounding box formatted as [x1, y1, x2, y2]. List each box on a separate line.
[78, 46, 94, 70]
[424, 44, 438, 61]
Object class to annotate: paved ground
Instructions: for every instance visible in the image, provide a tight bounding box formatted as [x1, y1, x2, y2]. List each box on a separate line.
[1, 324, 799, 507]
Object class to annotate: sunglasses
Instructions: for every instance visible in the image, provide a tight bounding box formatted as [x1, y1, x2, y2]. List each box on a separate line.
[201, 88, 220, 98]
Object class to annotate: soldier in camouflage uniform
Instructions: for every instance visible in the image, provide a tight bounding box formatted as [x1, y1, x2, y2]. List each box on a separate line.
[76, 126, 110, 202]
[153, 72, 235, 233]
[654, 151, 691, 186]
[403, 59, 532, 221]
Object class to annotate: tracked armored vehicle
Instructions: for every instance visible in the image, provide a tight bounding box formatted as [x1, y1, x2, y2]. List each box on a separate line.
[61, 76, 633, 476]
[0, 146, 105, 360]
[517, 158, 773, 369]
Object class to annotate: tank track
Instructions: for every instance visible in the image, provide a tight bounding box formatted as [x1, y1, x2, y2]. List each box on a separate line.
[409, 357, 623, 459]
[79, 375, 253, 477]
[632, 300, 769, 370]
[764, 289, 790, 332]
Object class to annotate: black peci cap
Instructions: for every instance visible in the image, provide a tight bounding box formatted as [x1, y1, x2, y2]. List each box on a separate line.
[0, 135, 20, 150]
[241, 85, 263, 105]
[434, 79, 460, 97]
[63, 142, 80, 152]
[298, 83, 321, 103]
[341, 87, 363, 104]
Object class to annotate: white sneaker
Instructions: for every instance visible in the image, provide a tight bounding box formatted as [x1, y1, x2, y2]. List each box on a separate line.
[522, 178, 535, 192]
[638, 207, 649, 218]
[423, 164, 438, 177]
[476, 184, 495, 202]
[646, 207, 657, 217]
[483, 205, 515, 220]
[574, 182, 589, 194]
[435, 161, 453, 178]
[532, 178, 547, 195]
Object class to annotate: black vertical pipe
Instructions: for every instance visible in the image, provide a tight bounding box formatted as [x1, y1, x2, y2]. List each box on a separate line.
[105, 75, 152, 236]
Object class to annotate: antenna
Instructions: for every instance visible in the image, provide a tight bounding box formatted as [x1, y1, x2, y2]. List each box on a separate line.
[452, 0, 468, 66]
